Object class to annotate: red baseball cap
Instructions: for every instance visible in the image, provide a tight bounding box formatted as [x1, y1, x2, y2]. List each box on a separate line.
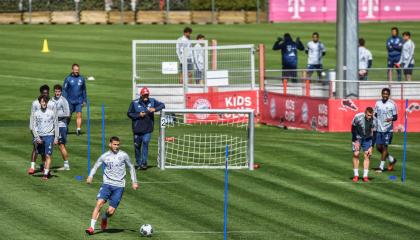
[140, 87, 150, 96]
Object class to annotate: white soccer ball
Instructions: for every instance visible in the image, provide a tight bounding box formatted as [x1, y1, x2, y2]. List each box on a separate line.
[139, 224, 153, 237]
[87, 76, 95, 81]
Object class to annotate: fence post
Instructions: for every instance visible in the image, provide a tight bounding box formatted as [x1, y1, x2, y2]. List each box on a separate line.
[120, 0, 124, 24]
[211, 0, 216, 24]
[74, 0, 80, 24]
[283, 79, 287, 96]
[256, 0, 260, 24]
[165, 0, 170, 24]
[28, 0, 32, 24]
[305, 79, 310, 97]
[258, 44, 265, 91]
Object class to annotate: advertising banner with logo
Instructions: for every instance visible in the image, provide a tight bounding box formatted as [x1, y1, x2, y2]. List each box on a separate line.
[260, 92, 420, 132]
[269, 0, 420, 22]
[185, 90, 259, 123]
[260, 91, 329, 131]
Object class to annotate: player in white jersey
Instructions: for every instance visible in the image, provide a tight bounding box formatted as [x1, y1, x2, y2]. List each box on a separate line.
[51, 84, 71, 170]
[351, 107, 374, 182]
[358, 38, 373, 80]
[31, 95, 59, 180]
[176, 27, 193, 84]
[193, 34, 205, 85]
[374, 88, 398, 172]
[305, 32, 326, 80]
[28, 85, 56, 175]
[396, 32, 415, 81]
[85, 136, 138, 235]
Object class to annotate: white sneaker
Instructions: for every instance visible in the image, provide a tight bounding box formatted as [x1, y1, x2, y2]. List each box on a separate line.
[64, 165, 70, 171]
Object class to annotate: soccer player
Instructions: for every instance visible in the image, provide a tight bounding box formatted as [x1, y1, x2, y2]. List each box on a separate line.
[272, 33, 305, 83]
[63, 63, 87, 136]
[127, 87, 165, 170]
[31, 95, 59, 180]
[28, 85, 56, 175]
[85, 136, 138, 235]
[51, 84, 71, 170]
[351, 107, 375, 182]
[396, 32, 415, 81]
[358, 38, 373, 80]
[374, 88, 397, 172]
[386, 27, 403, 81]
[176, 27, 193, 84]
[305, 32, 326, 80]
[193, 34, 205, 85]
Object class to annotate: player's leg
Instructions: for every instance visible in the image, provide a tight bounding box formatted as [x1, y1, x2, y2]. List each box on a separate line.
[352, 141, 360, 182]
[140, 133, 151, 169]
[42, 136, 54, 179]
[387, 59, 393, 81]
[133, 134, 142, 169]
[28, 137, 38, 174]
[86, 184, 112, 234]
[306, 65, 313, 80]
[75, 104, 83, 136]
[101, 186, 124, 230]
[386, 132, 397, 171]
[362, 139, 372, 182]
[395, 59, 402, 81]
[316, 65, 323, 80]
[58, 127, 70, 170]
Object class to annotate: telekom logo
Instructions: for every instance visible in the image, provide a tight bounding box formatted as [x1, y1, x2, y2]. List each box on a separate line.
[288, 0, 305, 19]
[362, 0, 401, 19]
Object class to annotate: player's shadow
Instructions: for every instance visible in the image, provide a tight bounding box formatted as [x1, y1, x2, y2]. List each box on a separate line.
[32, 173, 59, 179]
[95, 228, 136, 235]
[348, 176, 375, 181]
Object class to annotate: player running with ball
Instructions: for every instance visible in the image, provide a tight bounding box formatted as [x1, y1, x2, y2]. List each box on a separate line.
[351, 107, 375, 182]
[85, 136, 138, 235]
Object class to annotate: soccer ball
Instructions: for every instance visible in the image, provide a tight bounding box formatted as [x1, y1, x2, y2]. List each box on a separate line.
[139, 224, 153, 237]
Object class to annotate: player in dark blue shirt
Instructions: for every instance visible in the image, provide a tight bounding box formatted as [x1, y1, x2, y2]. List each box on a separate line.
[63, 63, 87, 136]
[272, 33, 305, 82]
[127, 87, 165, 170]
[386, 27, 403, 81]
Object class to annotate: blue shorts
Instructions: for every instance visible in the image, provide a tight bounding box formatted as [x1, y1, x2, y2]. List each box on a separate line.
[403, 63, 414, 75]
[97, 184, 125, 209]
[35, 135, 54, 156]
[58, 127, 67, 144]
[387, 57, 400, 68]
[69, 103, 82, 113]
[179, 59, 193, 71]
[376, 132, 393, 146]
[352, 138, 372, 152]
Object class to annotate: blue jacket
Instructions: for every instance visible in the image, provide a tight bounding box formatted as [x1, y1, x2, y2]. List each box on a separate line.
[386, 36, 403, 59]
[273, 37, 304, 68]
[127, 97, 165, 134]
[62, 73, 87, 104]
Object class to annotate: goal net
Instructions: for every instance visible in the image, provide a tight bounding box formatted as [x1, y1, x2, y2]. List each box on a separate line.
[158, 109, 254, 170]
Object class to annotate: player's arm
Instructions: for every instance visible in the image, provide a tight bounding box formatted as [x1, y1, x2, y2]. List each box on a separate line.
[86, 156, 104, 184]
[296, 37, 305, 51]
[406, 42, 415, 68]
[124, 154, 138, 190]
[53, 112, 59, 144]
[176, 41, 182, 62]
[305, 42, 309, 54]
[31, 113, 41, 143]
[127, 101, 140, 120]
[153, 99, 165, 112]
[29, 101, 36, 130]
[62, 77, 69, 98]
[82, 78, 87, 105]
[321, 43, 326, 56]
[368, 51, 373, 69]
[386, 37, 392, 51]
[272, 37, 284, 51]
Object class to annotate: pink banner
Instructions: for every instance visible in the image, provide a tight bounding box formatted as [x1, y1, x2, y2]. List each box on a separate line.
[269, 0, 420, 22]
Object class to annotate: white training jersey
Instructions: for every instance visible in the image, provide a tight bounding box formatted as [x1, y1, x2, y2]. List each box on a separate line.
[399, 39, 415, 68]
[32, 108, 59, 140]
[176, 35, 192, 62]
[374, 99, 397, 133]
[29, 99, 56, 130]
[89, 150, 137, 188]
[306, 41, 326, 65]
[359, 46, 373, 70]
[193, 43, 205, 70]
[51, 96, 70, 128]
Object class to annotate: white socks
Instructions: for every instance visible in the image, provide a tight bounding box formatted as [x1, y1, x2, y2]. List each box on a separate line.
[379, 161, 385, 170]
[77, 128, 81, 131]
[387, 155, 395, 163]
[353, 169, 359, 177]
[90, 219, 96, 229]
[363, 169, 368, 178]
[43, 168, 49, 176]
[31, 162, 35, 169]
[64, 160, 69, 167]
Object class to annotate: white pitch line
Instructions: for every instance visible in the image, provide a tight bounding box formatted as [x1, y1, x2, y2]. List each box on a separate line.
[0, 74, 58, 82]
[157, 230, 265, 234]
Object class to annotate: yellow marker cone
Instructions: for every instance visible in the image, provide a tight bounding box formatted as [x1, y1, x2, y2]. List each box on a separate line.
[41, 39, 50, 53]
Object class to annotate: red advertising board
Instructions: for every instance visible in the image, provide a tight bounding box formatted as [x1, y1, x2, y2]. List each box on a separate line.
[185, 90, 259, 123]
[260, 91, 329, 131]
[269, 0, 420, 22]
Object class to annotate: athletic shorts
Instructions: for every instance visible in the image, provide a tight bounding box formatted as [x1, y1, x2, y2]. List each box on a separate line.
[307, 64, 323, 74]
[375, 132, 393, 146]
[35, 135, 54, 156]
[403, 63, 414, 75]
[387, 57, 400, 68]
[97, 184, 125, 209]
[69, 103, 82, 113]
[179, 59, 193, 71]
[352, 138, 372, 152]
[58, 127, 67, 144]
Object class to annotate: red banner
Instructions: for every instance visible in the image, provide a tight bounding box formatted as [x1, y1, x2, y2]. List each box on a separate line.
[185, 90, 259, 123]
[260, 91, 329, 131]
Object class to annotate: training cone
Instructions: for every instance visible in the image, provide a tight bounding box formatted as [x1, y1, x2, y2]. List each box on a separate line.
[41, 39, 50, 53]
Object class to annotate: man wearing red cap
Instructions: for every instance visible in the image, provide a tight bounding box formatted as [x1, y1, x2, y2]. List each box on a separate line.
[127, 87, 165, 170]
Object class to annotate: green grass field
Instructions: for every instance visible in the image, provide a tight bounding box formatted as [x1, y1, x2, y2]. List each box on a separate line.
[1, 24, 420, 240]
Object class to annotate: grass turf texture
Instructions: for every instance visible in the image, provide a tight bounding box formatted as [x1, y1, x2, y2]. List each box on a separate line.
[0, 23, 420, 239]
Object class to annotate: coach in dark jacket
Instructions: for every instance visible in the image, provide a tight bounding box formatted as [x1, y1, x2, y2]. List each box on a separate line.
[127, 87, 165, 170]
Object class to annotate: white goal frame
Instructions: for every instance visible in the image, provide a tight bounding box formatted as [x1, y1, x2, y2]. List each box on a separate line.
[158, 109, 255, 170]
